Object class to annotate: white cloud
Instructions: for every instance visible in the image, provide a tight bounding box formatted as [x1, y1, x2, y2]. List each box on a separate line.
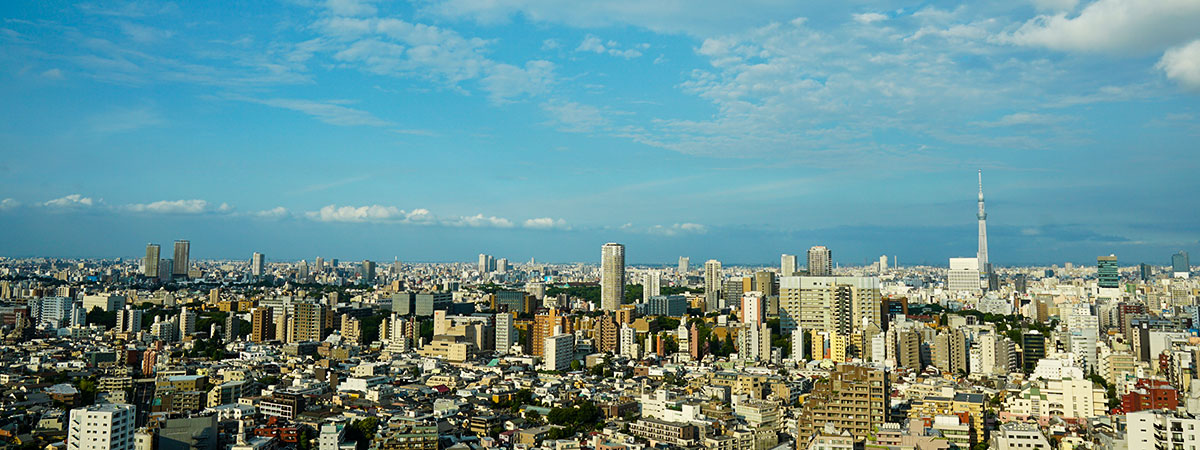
[1159, 39, 1200, 91]
[307, 204, 411, 223]
[241, 97, 393, 127]
[43, 194, 97, 208]
[576, 35, 605, 53]
[480, 60, 556, 102]
[0, 198, 19, 210]
[648, 223, 708, 236]
[541, 38, 560, 50]
[853, 13, 888, 24]
[1007, 0, 1200, 54]
[541, 99, 609, 133]
[41, 68, 63, 79]
[523, 217, 568, 229]
[125, 199, 221, 214]
[254, 206, 290, 219]
[451, 214, 514, 228]
[574, 34, 642, 59]
[304, 205, 513, 228]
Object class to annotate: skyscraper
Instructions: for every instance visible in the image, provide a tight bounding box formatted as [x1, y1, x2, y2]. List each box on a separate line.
[678, 256, 689, 274]
[781, 254, 797, 276]
[1173, 251, 1191, 278]
[704, 259, 722, 311]
[642, 270, 661, 302]
[495, 312, 514, 354]
[977, 170, 990, 274]
[144, 244, 160, 277]
[478, 254, 494, 274]
[172, 240, 190, 278]
[1098, 255, 1119, 288]
[360, 260, 376, 282]
[601, 243, 625, 311]
[251, 252, 265, 277]
[807, 246, 832, 276]
[179, 308, 196, 338]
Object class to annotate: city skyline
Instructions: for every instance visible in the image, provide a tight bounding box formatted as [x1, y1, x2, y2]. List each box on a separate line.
[1, 1, 1198, 264]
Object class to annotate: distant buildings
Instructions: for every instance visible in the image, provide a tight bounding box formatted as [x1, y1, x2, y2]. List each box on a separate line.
[144, 244, 160, 277]
[781, 254, 797, 276]
[251, 252, 265, 277]
[1173, 250, 1190, 278]
[947, 257, 981, 293]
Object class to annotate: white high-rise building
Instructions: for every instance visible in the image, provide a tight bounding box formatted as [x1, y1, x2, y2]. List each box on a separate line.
[879, 255, 889, 273]
[544, 331, 575, 371]
[642, 270, 661, 302]
[781, 254, 797, 276]
[115, 306, 142, 334]
[601, 243, 625, 311]
[807, 246, 832, 276]
[251, 252, 265, 277]
[179, 308, 197, 339]
[738, 323, 771, 362]
[68, 404, 135, 450]
[790, 326, 806, 360]
[496, 258, 508, 274]
[704, 260, 722, 311]
[620, 324, 639, 359]
[947, 257, 981, 293]
[678, 257, 689, 274]
[741, 291, 765, 325]
[495, 312, 514, 355]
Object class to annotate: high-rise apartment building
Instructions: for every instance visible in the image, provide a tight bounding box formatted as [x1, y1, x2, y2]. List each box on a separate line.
[778, 276, 881, 334]
[1097, 255, 1119, 288]
[290, 301, 326, 343]
[144, 244, 160, 277]
[544, 331, 574, 372]
[601, 243, 625, 311]
[224, 314, 241, 342]
[754, 271, 777, 297]
[495, 312, 515, 354]
[704, 260, 722, 311]
[595, 314, 620, 353]
[251, 252, 265, 277]
[642, 270, 661, 302]
[179, 308, 196, 339]
[781, 254, 797, 276]
[251, 307, 274, 343]
[794, 364, 888, 443]
[620, 324, 638, 359]
[68, 404, 135, 450]
[172, 240, 190, 278]
[478, 254, 495, 274]
[807, 246, 832, 276]
[678, 256, 689, 274]
[115, 306, 142, 334]
[933, 329, 968, 375]
[532, 308, 572, 357]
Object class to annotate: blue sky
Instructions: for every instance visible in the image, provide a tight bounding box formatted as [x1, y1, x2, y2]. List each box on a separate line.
[1, 0, 1198, 266]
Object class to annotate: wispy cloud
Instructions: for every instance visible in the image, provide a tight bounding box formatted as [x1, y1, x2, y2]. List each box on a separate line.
[972, 112, 1073, 127]
[124, 199, 232, 214]
[253, 206, 290, 219]
[574, 34, 644, 59]
[239, 97, 393, 127]
[0, 198, 20, 211]
[647, 223, 708, 236]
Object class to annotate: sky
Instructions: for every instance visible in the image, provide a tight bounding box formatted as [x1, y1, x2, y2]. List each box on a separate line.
[0, 0, 1198, 266]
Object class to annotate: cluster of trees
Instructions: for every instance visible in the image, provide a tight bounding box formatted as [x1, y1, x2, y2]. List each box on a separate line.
[543, 400, 603, 440]
[343, 418, 380, 450]
[492, 389, 535, 413]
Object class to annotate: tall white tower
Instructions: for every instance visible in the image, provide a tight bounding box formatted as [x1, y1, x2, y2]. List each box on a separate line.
[601, 243, 625, 311]
[977, 170, 989, 273]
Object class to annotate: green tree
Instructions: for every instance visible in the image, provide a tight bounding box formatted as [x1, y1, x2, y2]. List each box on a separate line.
[570, 360, 582, 372]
